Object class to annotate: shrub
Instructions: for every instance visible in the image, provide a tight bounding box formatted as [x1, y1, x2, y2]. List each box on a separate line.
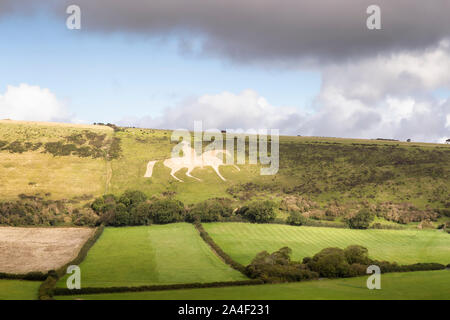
[241, 200, 276, 223]
[119, 190, 147, 208]
[307, 247, 350, 277]
[72, 208, 99, 227]
[344, 245, 370, 265]
[108, 137, 122, 160]
[187, 198, 233, 222]
[5, 141, 26, 153]
[245, 247, 318, 282]
[151, 199, 185, 224]
[287, 211, 308, 226]
[130, 202, 152, 225]
[346, 208, 374, 229]
[113, 203, 129, 226]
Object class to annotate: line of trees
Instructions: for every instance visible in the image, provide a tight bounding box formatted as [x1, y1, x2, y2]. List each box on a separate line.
[90, 190, 278, 227]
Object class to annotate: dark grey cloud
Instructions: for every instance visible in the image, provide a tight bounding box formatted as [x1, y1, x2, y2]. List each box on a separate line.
[2, 0, 450, 64]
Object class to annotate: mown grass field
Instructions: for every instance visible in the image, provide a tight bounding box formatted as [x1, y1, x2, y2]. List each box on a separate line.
[55, 270, 450, 300]
[57, 223, 247, 288]
[204, 223, 450, 265]
[0, 120, 112, 200]
[0, 280, 40, 300]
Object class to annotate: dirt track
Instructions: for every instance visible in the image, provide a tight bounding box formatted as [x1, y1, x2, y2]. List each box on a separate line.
[0, 227, 94, 274]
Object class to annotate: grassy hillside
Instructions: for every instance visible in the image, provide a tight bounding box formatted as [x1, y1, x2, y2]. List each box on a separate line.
[1, 120, 449, 227]
[0, 280, 40, 300]
[0, 120, 113, 200]
[107, 127, 450, 229]
[55, 270, 450, 300]
[204, 223, 450, 265]
[57, 224, 247, 288]
[110, 127, 450, 205]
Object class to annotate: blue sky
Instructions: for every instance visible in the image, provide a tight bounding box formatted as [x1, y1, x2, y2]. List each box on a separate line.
[0, 12, 321, 124]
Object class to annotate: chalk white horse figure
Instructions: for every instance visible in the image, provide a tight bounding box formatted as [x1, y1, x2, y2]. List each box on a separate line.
[144, 143, 239, 182]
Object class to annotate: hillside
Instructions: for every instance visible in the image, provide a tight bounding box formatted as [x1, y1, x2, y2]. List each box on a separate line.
[0, 120, 449, 227]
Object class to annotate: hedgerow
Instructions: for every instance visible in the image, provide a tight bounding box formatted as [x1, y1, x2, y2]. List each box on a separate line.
[0, 271, 47, 281]
[245, 245, 446, 283]
[53, 279, 264, 296]
[194, 222, 247, 274]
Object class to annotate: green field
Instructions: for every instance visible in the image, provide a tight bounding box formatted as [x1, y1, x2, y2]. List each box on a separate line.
[204, 223, 450, 265]
[57, 224, 246, 288]
[0, 280, 40, 300]
[55, 270, 450, 300]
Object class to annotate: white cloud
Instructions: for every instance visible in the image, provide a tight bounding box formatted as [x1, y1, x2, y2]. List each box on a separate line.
[299, 42, 450, 142]
[121, 89, 305, 132]
[0, 83, 72, 122]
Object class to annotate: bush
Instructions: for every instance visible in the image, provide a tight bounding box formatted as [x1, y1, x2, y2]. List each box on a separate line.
[307, 247, 350, 277]
[72, 208, 99, 227]
[186, 198, 233, 222]
[246, 245, 445, 284]
[119, 190, 147, 208]
[151, 199, 185, 224]
[287, 212, 308, 226]
[346, 208, 374, 229]
[245, 247, 318, 282]
[130, 202, 152, 225]
[344, 245, 370, 265]
[113, 203, 130, 226]
[240, 201, 276, 223]
[108, 137, 122, 160]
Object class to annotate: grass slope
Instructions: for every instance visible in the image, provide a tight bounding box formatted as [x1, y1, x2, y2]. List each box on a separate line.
[112, 128, 449, 205]
[2, 121, 449, 213]
[55, 270, 450, 300]
[109, 128, 265, 203]
[0, 120, 112, 200]
[204, 223, 450, 265]
[0, 280, 40, 300]
[57, 223, 246, 288]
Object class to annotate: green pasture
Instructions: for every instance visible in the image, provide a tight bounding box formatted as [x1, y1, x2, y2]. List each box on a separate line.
[203, 222, 450, 265]
[57, 223, 247, 288]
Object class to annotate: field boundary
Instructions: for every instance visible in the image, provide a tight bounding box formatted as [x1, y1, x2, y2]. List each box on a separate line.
[0, 271, 47, 281]
[53, 279, 264, 296]
[39, 225, 105, 300]
[194, 222, 248, 275]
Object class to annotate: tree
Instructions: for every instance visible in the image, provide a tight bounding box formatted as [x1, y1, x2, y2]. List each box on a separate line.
[344, 245, 370, 264]
[287, 211, 308, 226]
[187, 198, 233, 222]
[129, 202, 152, 225]
[347, 208, 374, 229]
[242, 201, 276, 223]
[113, 203, 130, 226]
[307, 247, 350, 278]
[151, 199, 185, 224]
[446, 138, 450, 144]
[119, 190, 147, 208]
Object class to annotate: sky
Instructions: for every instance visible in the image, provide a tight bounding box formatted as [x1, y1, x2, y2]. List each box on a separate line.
[0, 1, 449, 143]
